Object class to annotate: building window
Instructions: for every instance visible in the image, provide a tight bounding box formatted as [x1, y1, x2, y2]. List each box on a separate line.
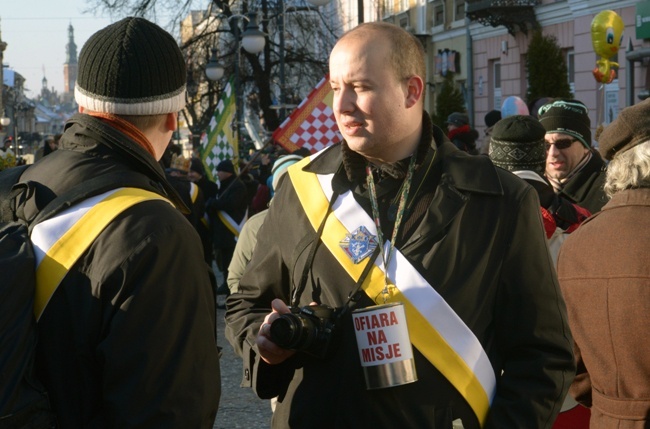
[492, 61, 502, 111]
[567, 50, 575, 94]
[433, 3, 444, 28]
[455, 0, 465, 21]
[399, 14, 409, 29]
[381, 0, 391, 18]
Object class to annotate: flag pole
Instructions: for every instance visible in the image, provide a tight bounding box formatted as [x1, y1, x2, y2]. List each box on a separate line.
[217, 137, 275, 195]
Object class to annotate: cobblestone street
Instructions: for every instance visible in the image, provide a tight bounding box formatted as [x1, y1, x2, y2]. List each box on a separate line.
[213, 274, 273, 428]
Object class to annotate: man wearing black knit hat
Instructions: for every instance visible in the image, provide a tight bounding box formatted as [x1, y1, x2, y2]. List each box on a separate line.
[538, 99, 607, 213]
[19, 17, 220, 428]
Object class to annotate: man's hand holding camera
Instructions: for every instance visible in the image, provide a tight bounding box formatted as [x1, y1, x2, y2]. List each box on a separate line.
[257, 299, 297, 365]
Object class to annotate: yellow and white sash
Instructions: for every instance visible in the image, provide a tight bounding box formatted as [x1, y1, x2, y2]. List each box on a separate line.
[217, 209, 248, 238]
[288, 156, 496, 426]
[31, 188, 171, 322]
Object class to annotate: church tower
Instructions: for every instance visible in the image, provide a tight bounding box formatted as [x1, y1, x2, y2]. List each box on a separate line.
[63, 23, 78, 95]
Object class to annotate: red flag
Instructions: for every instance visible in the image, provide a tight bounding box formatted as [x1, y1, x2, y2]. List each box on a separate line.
[272, 75, 341, 154]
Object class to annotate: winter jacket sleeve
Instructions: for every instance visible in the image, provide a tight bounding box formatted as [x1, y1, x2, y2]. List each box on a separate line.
[224, 185, 304, 400]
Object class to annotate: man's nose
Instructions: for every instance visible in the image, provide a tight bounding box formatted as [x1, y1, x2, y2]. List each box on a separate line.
[333, 87, 355, 115]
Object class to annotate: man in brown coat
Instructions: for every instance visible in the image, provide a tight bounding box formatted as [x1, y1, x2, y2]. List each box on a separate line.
[557, 99, 650, 429]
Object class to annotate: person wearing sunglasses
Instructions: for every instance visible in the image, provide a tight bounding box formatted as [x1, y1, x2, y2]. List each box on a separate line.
[538, 99, 608, 213]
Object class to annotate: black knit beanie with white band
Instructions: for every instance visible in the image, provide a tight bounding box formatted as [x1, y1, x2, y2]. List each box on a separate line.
[75, 17, 186, 116]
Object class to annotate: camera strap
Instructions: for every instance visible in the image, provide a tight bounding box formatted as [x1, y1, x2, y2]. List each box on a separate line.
[291, 184, 380, 317]
[291, 162, 387, 316]
[339, 244, 381, 318]
[292, 188, 340, 307]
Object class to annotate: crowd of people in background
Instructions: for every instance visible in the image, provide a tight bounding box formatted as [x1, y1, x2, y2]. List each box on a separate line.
[157, 140, 312, 310]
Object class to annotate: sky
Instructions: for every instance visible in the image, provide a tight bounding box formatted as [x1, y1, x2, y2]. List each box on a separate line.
[1, 0, 115, 97]
[0, 0, 189, 98]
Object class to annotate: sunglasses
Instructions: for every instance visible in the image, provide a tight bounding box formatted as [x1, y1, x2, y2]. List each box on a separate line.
[545, 139, 577, 151]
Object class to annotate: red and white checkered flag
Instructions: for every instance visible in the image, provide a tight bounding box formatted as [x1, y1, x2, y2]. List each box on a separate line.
[272, 75, 341, 154]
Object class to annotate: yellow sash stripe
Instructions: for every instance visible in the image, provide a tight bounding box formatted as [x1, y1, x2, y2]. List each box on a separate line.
[34, 188, 171, 321]
[287, 159, 490, 425]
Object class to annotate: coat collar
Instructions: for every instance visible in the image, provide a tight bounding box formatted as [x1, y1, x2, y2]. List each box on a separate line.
[578, 187, 650, 229]
[561, 150, 607, 194]
[303, 112, 503, 197]
[61, 113, 190, 213]
[602, 187, 650, 210]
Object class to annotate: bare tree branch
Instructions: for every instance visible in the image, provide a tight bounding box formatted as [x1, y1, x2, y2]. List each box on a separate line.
[83, 0, 343, 153]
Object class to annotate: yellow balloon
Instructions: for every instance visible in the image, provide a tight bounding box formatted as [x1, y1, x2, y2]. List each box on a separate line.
[591, 10, 624, 84]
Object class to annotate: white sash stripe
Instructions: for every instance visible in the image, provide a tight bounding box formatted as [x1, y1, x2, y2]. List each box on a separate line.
[189, 182, 199, 203]
[31, 189, 120, 269]
[218, 209, 248, 233]
[316, 172, 496, 402]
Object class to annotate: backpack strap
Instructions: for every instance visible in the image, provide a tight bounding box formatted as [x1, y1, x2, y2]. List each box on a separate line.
[32, 187, 172, 321]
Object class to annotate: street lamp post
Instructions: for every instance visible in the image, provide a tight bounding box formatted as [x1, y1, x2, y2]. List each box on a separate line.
[12, 107, 18, 156]
[0, 116, 9, 154]
[205, 13, 265, 155]
[270, 0, 330, 120]
[185, 71, 201, 150]
[205, 49, 224, 81]
[204, 0, 331, 139]
[12, 102, 30, 158]
[232, 15, 243, 145]
[278, 0, 287, 120]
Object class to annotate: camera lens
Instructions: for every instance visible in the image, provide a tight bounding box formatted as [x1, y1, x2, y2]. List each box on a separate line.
[270, 313, 317, 350]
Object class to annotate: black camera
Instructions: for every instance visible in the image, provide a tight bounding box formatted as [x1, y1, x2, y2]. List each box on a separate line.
[269, 305, 340, 359]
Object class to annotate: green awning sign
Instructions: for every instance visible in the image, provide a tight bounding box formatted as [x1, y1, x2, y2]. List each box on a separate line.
[637, 1, 650, 39]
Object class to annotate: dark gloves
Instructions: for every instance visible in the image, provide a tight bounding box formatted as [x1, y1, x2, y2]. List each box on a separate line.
[523, 176, 590, 233]
[551, 196, 591, 232]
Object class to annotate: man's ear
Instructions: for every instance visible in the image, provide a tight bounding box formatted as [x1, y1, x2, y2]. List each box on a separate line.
[405, 75, 424, 108]
[165, 112, 178, 131]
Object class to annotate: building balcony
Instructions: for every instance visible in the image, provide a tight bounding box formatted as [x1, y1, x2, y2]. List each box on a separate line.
[466, 0, 540, 35]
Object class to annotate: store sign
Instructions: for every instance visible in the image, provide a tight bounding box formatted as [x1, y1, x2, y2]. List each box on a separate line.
[636, 1, 650, 40]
